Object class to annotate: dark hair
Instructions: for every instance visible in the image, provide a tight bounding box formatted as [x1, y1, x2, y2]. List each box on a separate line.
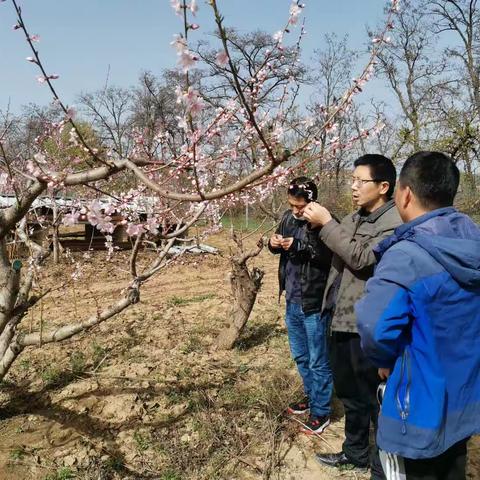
[399, 151, 459, 209]
[353, 154, 396, 199]
[288, 176, 318, 202]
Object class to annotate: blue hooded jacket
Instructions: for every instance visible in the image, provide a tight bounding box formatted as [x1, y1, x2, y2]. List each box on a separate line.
[356, 207, 480, 459]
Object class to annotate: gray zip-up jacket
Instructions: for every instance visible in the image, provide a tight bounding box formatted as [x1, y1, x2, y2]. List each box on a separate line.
[319, 200, 402, 333]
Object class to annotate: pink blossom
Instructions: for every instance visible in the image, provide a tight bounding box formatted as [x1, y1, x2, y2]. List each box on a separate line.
[69, 128, 79, 144]
[66, 107, 76, 119]
[170, 34, 187, 53]
[28, 34, 41, 42]
[170, 0, 182, 16]
[188, 96, 204, 116]
[181, 87, 205, 116]
[372, 36, 391, 45]
[178, 50, 198, 72]
[103, 204, 116, 216]
[26, 161, 41, 176]
[304, 117, 314, 128]
[176, 116, 188, 130]
[37, 74, 59, 83]
[325, 122, 338, 134]
[289, 2, 302, 25]
[97, 216, 115, 234]
[215, 51, 229, 67]
[175, 85, 185, 104]
[126, 223, 145, 237]
[63, 211, 81, 227]
[12, 23, 21, 30]
[190, 23, 200, 30]
[273, 30, 284, 43]
[190, 0, 198, 15]
[87, 200, 103, 226]
[146, 217, 159, 235]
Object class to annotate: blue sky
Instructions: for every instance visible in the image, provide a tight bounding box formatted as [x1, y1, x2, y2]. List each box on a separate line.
[0, 1, 393, 113]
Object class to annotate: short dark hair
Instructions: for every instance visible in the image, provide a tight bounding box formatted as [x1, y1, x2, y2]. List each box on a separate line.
[399, 151, 459, 209]
[353, 154, 396, 199]
[288, 176, 318, 202]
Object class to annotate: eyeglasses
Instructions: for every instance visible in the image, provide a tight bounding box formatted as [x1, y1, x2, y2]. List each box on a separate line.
[350, 177, 379, 187]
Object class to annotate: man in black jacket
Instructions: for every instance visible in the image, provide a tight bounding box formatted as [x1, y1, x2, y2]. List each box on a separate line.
[269, 177, 333, 434]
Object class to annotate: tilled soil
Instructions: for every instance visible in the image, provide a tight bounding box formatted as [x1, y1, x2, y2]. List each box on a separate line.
[0, 231, 478, 479]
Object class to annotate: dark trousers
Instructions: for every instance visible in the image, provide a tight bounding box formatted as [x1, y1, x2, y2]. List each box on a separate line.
[380, 439, 468, 480]
[331, 331, 385, 480]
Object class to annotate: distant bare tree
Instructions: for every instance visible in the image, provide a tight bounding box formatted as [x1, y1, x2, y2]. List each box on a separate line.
[196, 29, 307, 109]
[375, 0, 451, 154]
[427, 0, 480, 189]
[131, 71, 186, 159]
[78, 86, 133, 157]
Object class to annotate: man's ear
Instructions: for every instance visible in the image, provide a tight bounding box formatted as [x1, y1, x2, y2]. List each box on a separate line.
[379, 181, 390, 196]
[401, 185, 413, 210]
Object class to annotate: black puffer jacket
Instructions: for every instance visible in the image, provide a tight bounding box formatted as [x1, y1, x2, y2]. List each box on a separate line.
[269, 210, 332, 314]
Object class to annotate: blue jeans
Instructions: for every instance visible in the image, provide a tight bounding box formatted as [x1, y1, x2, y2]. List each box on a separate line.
[285, 301, 333, 417]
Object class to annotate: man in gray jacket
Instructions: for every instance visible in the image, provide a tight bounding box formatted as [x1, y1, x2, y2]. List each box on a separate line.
[303, 154, 401, 480]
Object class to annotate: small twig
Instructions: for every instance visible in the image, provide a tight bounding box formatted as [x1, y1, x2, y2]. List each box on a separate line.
[288, 416, 336, 450]
[129, 232, 144, 278]
[237, 457, 264, 474]
[91, 353, 109, 373]
[240, 215, 269, 242]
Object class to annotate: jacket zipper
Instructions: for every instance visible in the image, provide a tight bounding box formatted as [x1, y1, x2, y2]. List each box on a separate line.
[395, 347, 411, 434]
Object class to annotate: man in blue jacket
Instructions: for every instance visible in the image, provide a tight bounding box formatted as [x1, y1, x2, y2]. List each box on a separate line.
[356, 151, 480, 479]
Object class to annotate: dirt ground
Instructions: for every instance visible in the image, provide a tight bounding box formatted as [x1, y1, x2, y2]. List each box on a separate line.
[0, 231, 478, 480]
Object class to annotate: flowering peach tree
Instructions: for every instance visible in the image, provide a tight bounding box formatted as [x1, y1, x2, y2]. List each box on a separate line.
[0, 0, 398, 379]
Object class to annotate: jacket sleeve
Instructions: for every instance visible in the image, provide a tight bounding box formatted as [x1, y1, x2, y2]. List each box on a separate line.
[288, 228, 332, 270]
[319, 217, 397, 271]
[355, 247, 415, 368]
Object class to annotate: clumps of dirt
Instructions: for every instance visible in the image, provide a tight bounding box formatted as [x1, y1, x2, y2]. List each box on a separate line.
[0, 231, 478, 479]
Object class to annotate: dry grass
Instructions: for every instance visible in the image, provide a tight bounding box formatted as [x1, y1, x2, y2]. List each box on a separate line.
[0, 230, 478, 480]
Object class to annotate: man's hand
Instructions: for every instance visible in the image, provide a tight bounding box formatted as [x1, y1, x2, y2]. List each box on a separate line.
[281, 237, 294, 250]
[269, 233, 283, 248]
[303, 203, 333, 227]
[378, 368, 391, 380]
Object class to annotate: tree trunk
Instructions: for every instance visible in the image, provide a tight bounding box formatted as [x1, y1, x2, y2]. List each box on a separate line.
[0, 237, 22, 379]
[216, 259, 264, 349]
[216, 235, 265, 350]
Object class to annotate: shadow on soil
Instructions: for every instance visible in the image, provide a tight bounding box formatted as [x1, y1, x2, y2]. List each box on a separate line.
[0, 367, 246, 479]
[236, 322, 285, 350]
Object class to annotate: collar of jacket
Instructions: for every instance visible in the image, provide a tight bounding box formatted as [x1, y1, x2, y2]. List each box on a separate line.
[353, 198, 396, 224]
[374, 206, 457, 260]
